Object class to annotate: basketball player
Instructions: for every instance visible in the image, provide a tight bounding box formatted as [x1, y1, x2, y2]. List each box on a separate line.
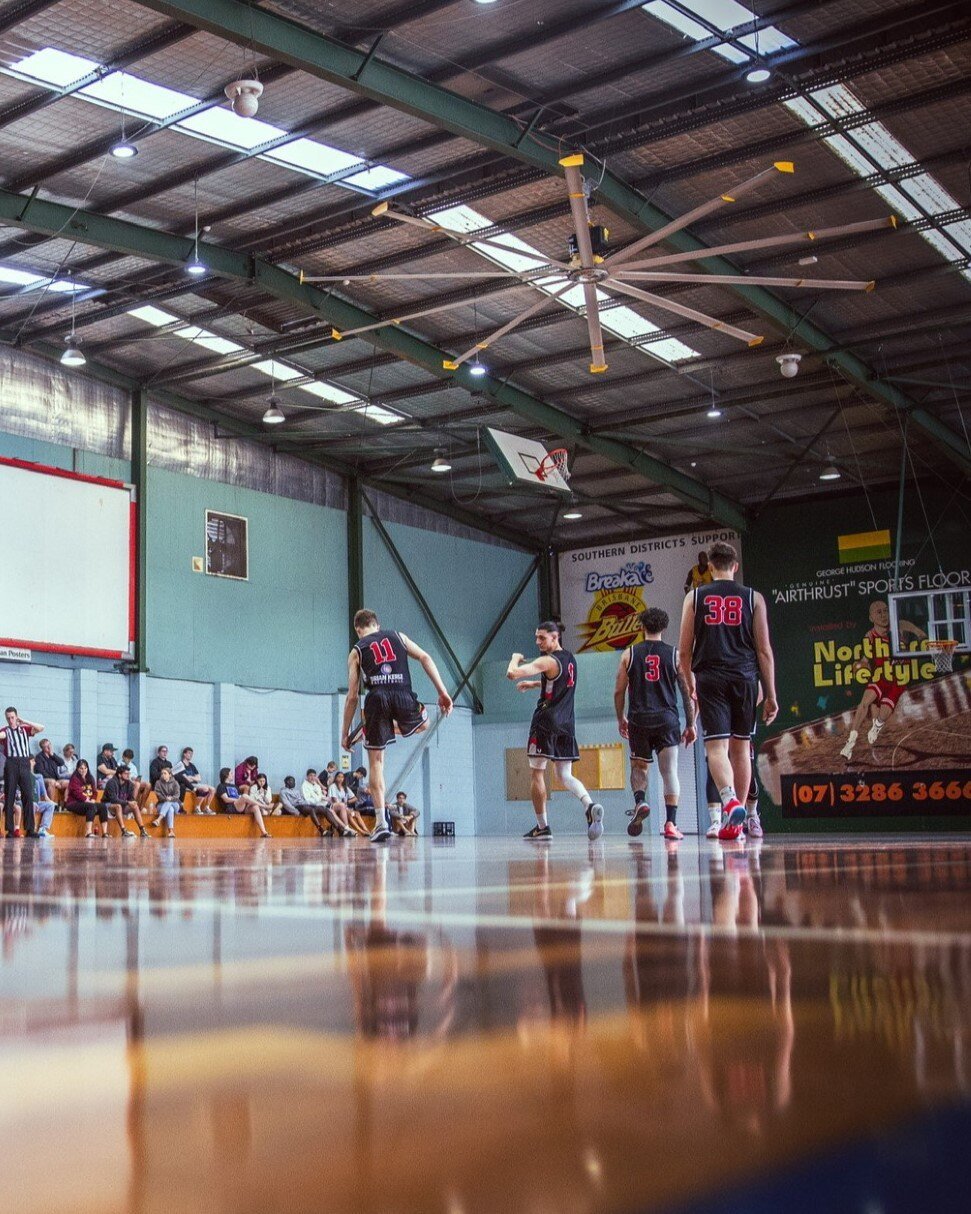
[840, 599, 926, 760]
[341, 609, 452, 843]
[507, 620, 605, 840]
[614, 607, 696, 841]
[679, 541, 778, 841]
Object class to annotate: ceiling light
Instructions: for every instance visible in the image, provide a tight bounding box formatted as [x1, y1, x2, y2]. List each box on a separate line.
[745, 66, 771, 84]
[262, 395, 285, 425]
[562, 507, 583, 520]
[185, 257, 206, 275]
[777, 352, 802, 378]
[60, 333, 86, 367]
[110, 139, 138, 159]
[706, 406, 723, 419]
[224, 78, 263, 118]
[431, 450, 452, 473]
[469, 361, 487, 377]
[819, 464, 841, 481]
[186, 176, 207, 275]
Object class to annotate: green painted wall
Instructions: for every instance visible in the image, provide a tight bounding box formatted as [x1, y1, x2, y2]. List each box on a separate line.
[0, 431, 129, 482]
[145, 467, 348, 691]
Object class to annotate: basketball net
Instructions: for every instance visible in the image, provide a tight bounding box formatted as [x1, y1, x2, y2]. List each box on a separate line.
[536, 448, 570, 483]
[926, 639, 959, 673]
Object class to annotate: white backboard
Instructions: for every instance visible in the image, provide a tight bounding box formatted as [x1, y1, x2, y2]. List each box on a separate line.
[484, 427, 572, 496]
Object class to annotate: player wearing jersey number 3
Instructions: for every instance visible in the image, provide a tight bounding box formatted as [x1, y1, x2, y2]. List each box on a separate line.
[342, 609, 453, 843]
[678, 541, 778, 841]
[507, 620, 605, 841]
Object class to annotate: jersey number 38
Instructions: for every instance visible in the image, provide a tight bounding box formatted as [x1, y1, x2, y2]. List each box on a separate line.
[703, 595, 743, 626]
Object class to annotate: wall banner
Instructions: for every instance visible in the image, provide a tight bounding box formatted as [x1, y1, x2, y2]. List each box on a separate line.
[558, 528, 742, 653]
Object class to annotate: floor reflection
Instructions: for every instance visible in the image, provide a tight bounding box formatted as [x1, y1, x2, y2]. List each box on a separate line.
[0, 836, 968, 1213]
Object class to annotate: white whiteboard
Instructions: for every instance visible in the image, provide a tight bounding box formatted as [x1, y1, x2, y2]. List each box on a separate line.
[0, 459, 135, 658]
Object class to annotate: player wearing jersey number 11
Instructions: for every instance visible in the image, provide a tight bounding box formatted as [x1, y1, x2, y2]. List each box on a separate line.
[678, 541, 778, 841]
[341, 609, 452, 843]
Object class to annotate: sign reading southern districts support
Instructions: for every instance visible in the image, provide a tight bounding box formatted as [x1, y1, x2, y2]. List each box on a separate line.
[558, 529, 742, 653]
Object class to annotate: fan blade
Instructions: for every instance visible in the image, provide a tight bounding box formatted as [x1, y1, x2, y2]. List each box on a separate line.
[329, 295, 494, 342]
[607, 162, 795, 268]
[618, 216, 898, 272]
[614, 271, 877, 291]
[373, 201, 567, 268]
[441, 281, 575, 371]
[605, 278, 764, 345]
[582, 280, 608, 373]
[560, 153, 598, 270]
[301, 271, 520, 281]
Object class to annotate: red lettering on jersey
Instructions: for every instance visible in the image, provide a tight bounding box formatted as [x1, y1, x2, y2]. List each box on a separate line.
[566, 662, 576, 688]
[369, 637, 396, 663]
[703, 595, 743, 626]
[643, 654, 661, 681]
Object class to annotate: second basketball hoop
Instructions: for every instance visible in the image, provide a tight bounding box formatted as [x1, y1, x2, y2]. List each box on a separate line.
[483, 428, 573, 496]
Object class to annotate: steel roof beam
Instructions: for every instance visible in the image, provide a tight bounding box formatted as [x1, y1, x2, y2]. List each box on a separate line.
[0, 185, 747, 529]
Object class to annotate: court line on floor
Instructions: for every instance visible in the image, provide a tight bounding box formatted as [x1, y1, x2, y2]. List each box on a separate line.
[1, 889, 968, 948]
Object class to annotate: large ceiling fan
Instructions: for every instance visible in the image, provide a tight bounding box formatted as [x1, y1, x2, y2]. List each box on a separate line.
[300, 156, 896, 374]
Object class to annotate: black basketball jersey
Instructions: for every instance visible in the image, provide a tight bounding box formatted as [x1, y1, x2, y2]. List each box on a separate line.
[354, 629, 414, 692]
[626, 640, 679, 719]
[535, 648, 578, 730]
[691, 580, 757, 676]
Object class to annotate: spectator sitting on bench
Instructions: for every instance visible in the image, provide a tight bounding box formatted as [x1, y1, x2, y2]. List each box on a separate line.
[61, 743, 78, 778]
[329, 770, 369, 836]
[355, 779, 375, 813]
[121, 748, 152, 809]
[216, 768, 270, 838]
[279, 775, 352, 837]
[234, 755, 259, 794]
[97, 742, 118, 789]
[250, 772, 275, 814]
[173, 747, 216, 814]
[35, 738, 69, 802]
[388, 790, 420, 837]
[65, 759, 108, 838]
[102, 763, 150, 838]
[347, 766, 367, 797]
[151, 761, 182, 838]
[148, 744, 170, 785]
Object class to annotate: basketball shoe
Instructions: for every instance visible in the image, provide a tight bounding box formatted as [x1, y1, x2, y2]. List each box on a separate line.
[626, 802, 650, 836]
[586, 802, 605, 841]
[717, 801, 746, 841]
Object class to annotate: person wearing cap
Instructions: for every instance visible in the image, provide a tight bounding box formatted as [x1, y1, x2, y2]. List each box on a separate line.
[101, 763, 150, 839]
[97, 743, 118, 790]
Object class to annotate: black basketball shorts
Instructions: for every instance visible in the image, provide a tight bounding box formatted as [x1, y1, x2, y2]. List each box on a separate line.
[628, 709, 681, 762]
[695, 669, 758, 741]
[527, 715, 580, 763]
[363, 689, 428, 750]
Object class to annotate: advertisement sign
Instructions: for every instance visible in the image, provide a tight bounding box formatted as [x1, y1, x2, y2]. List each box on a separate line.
[558, 528, 742, 653]
[746, 488, 970, 828]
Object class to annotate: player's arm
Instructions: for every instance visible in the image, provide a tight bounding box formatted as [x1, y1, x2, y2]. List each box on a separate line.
[515, 679, 541, 693]
[400, 633, 453, 716]
[341, 649, 362, 749]
[677, 592, 696, 699]
[753, 592, 779, 725]
[507, 653, 557, 680]
[676, 661, 697, 746]
[613, 649, 631, 738]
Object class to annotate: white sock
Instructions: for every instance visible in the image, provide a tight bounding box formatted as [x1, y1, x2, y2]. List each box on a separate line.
[746, 802, 759, 818]
[709, 805, 722, 825]
[871, 719, 884, 734]
[535, 812, 548, 828]
[846, 730, 858, 744]
[719, 785, 738, 807]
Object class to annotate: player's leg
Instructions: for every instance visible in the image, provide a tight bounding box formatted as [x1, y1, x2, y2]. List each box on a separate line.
[841, 687, 878, 758]
[367, 748, 393, 842]
[696, 671, 744, 831]
[705, 762, 723, 838]
[627, 755, 651, 836]
[657, 746, 682, 840]
[744, 742, 763, 837]
[525, 757, 552, 838]
[867, 683, 904, 744]
[553, 758, 604, 841]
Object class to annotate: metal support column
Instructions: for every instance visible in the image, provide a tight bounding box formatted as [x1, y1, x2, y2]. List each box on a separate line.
[131, 387, 149, 672]
[347, 476, 364, 643]
[362, 491, 484, 712]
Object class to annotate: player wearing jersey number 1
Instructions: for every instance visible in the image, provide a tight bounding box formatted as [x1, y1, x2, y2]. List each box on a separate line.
[614, 607, 696, 840]
[507, 620, 605, 841]
[678, 541, 778, 841]
[341, 609, 452, 843]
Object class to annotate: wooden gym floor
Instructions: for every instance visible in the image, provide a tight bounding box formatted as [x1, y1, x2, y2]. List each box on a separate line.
[1, 833, 968, 1213]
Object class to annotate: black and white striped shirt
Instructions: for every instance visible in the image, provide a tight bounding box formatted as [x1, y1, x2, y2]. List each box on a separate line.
[1, 724, 32, 759]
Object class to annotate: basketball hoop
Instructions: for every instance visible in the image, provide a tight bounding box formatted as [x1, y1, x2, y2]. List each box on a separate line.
[926, 639, 960, 673]
[536, 448, 570, 483]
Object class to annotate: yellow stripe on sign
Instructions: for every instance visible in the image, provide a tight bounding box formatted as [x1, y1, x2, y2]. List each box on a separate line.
[838, 529, 891, 551]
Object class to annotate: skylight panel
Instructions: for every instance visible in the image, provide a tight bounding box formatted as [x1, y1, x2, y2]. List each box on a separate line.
[642, 1, 793, 63]
[300, 381, 359, 405]
[177, 107, 286, 151]
[643, 336, 702, 361]
[9, 47, 97, 86]
[642, 2, 746, 62]
[252, 359, 304, 381]
[80, 70, 196, 120]
[350, 402, 404, 426]
[601, 307, 661, 340]
[263, 138, 361, 177]
[427, 205, 492, 235]
[178, 330, 244, 355]
[0, 266, 43, 286]
[128, 304, 179, 327]
[342, 165, 409, 191]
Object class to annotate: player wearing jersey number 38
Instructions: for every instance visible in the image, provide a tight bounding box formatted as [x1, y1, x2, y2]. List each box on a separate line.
[342, 609, 452, 844]
[507, 620, 605, 841]
[678, 541, 778, 841]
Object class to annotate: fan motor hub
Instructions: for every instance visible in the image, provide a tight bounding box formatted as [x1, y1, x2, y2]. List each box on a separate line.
[567, 265, 610, 284]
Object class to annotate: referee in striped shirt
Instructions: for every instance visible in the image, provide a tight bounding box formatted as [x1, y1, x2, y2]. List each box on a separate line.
[1, 706, 44, 838]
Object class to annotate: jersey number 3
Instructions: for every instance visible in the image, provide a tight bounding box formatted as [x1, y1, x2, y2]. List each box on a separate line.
[369, 638, 397, 663]
[704, 595, 743, 626]
[643, 655, 661, 682]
